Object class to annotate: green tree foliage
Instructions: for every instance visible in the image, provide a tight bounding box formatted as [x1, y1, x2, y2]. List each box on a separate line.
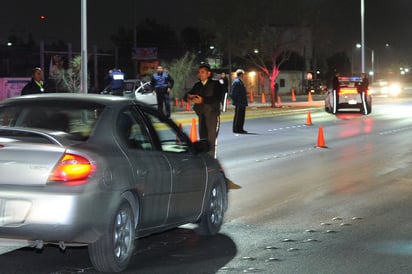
[50, 56, 82, 92]
[165, 52, 196, 100]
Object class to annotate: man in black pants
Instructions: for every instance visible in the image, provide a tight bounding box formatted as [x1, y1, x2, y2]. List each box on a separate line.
[358, 73, 369, 114]
[230, 69, 248, 134]
[184, 63, 223, 156]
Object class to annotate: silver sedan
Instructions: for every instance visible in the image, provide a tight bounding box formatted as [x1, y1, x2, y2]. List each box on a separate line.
[0, 93, 228, 272]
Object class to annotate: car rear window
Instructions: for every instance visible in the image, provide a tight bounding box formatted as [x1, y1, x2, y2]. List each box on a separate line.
[0, 101, 104, 141]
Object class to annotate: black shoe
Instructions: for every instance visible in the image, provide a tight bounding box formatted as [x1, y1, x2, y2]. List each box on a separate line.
[234, 130, 248, 134]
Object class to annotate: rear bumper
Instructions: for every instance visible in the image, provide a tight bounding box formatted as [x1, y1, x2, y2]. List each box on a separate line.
[0, 189, 116, 243]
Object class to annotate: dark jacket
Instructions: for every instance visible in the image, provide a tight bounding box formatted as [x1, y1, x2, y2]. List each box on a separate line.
[184, 79, 222, 115]
[230, 77, 248, 107]
[21, 79, 47, 95]
[358, 77, 369, 93]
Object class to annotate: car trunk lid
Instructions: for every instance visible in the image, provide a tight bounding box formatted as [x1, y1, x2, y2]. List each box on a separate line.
[0, 136, 66, 186]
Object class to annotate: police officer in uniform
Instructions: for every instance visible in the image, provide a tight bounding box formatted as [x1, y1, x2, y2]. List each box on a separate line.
[150, 65, 174, 118]
[109, 68, 125, 96]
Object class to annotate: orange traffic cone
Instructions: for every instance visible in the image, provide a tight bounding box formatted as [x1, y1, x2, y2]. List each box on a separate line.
[175, 98, 179, 106]
[291, 88, 296, 102]
[185, 102, 190, 111]
[305, 111, 313, 125]
[261, 93, 266, 104]
[249, 91, 254, 102]
[277, 95, 282, 106]
[316, 126, 327, 148]
[190, 118, 198, 142]
[176, 123, 183, 144]
[180, 99, 184, 108]
[308, 92, 313, 102]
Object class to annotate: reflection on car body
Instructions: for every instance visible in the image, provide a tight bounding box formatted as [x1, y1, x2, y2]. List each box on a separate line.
[0, 93, 227, 272]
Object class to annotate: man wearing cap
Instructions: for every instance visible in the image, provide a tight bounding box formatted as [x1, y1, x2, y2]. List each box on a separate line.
[184, 63, 223, 156]
[230, 69, 248, 134]
[21, 68, 48, 95]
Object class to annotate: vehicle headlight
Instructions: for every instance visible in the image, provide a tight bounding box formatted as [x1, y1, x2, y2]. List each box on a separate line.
[389, 84, 401, 96]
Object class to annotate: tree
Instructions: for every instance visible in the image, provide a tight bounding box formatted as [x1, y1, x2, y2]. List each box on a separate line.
[165, 52, 196, 100]
[240, 25, 310, 107]
[51, 56, 82, 92]
[200, 1, 320, 107]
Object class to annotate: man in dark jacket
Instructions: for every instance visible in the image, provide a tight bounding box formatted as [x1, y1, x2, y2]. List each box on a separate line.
[184, 63, 223, 156]
[150, 65, 174, 118]
[230, 69, 248, 134]
[21, 67, 47, 95]
[358, 72, 369, 114]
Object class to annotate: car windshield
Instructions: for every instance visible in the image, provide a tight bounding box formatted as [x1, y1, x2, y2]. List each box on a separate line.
[0, 101, 104, 141]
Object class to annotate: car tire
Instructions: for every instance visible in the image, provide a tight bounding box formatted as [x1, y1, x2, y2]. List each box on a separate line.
[88, 201, 135, 273]
[197, 179, 227, 236]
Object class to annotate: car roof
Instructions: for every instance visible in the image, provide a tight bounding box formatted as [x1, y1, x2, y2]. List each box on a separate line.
[1, 93, 149, 108]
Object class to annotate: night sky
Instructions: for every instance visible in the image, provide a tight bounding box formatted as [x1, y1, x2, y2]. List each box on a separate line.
[1, 0, 412, 64]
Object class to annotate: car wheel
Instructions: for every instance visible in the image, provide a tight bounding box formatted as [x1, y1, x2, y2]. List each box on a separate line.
[88, 202, 135, 273]
[197, 179, 227, 236]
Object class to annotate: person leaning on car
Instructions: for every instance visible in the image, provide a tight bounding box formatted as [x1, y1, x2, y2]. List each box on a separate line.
[21, 67, 48, 95]
[332, 71, 340, 104]
[150, 65, 174, 118]
[358, 72, 369, 106]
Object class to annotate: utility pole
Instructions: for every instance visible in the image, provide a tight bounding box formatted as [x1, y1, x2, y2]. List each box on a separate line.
[81, 0, 88, 93]
[360, 0, 365, 73]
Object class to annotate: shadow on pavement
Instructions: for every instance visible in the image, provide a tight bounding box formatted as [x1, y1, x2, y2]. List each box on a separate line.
[0, 228, 237, 274]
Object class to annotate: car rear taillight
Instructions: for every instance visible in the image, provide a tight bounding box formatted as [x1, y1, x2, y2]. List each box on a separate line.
[339, 88, 358, 95]
[49, 153, 95, 185]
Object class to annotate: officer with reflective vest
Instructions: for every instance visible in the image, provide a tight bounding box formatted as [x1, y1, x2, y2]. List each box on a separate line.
[150, 65, 174, 118]
[109, 68, 125, 96]
[21, 67, 48, 95]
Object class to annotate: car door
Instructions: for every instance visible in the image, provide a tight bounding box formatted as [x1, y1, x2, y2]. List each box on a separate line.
[139, 107, 207, 224]
[116, 107, 172, 229]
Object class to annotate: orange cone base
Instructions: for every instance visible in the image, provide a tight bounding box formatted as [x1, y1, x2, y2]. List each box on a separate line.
[277, 96, 282, 106]
[315, 126, 327, 148]
[308, 92, 313, 102]
[261, 93, 266, 104]
[305, 111, 313, 126]
[291, 89, 296, 102]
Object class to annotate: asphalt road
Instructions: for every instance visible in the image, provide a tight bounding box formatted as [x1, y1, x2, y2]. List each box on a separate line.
[1, 94, 412, 274]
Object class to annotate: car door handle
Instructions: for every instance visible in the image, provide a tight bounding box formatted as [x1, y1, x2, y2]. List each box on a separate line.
[136, 168, 148, 177]
[172, 167, 182, 175]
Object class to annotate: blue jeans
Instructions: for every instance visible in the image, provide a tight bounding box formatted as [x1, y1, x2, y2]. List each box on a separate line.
[156, 90, 171, 118]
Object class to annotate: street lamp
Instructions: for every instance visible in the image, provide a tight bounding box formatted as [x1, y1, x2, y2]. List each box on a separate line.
[356, 43, 374, 82]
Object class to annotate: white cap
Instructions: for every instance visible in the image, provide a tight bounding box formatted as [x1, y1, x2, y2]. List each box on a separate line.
[236, 69, 245, 76]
